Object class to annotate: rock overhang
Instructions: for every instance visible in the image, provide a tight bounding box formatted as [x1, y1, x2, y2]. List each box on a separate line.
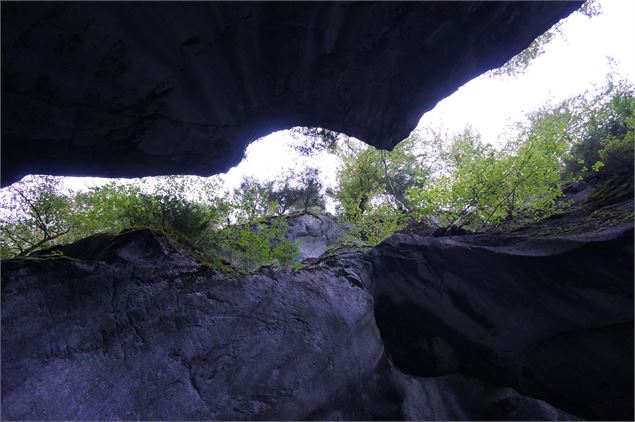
[1, 1, 582, 185]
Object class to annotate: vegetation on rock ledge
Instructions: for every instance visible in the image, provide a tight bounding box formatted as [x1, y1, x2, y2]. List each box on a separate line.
[1, 75, 633, 263]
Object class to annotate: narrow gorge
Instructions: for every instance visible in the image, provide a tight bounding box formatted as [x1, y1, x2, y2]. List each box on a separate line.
[2, 2, 633, 421]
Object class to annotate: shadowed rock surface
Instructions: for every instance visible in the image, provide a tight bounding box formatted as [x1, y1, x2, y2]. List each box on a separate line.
[2, 176, 632, 420]
[1, 230, 384, 420]
[2, 229, 580, 421]
[1, 1, 581, 185]
[367, 175, 634, 420]
[369, 226, 633, 420]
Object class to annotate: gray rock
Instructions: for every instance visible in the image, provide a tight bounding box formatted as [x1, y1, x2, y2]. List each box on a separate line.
[1, 230, 383, 420]
[285, 213, 345, 261]
[4, 181, 633, 421]
[1, 228, 583, 421]
[311, 356, 579, 421]
[395, 372, 579, 421]
[368, 225, 634, 420]
[1, 2, 581, 184]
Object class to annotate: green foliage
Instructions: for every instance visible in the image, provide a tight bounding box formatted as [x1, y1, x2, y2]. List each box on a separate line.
[225, 177, 305, 270]
[333, 138, 424, 244]
[74, 176, 229, 250]
[0, 176, 74, 257]
[0, 173, 300, 270]
[232, 169, 326, 220]
[598, 136, 634, 172]
[343, 204, 408, 246]
[408, 108, 571, 230]
[407, 74, 632, 232]
[290, 127, 341, 155]
[73, 183, 142, 237]
[2, 68, 630, 258]
[217, 217, 299, 272]
[490, 29, 557, 78]
[269, 179, 302, 216]
[335, 138, 426, 215]
[563, 77, 634, 178]
[294, 167, 325, 212]
[232, 177, 277, 223]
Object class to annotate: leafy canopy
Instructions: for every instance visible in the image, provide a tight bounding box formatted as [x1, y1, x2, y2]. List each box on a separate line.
[2, 71, 632, 257]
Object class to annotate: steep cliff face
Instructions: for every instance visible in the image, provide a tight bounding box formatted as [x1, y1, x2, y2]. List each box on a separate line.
[2, 178, 633, 420]
[1, 2, 581, 184]
[1, 228, 581, 421]
[369, 227, 633, 420]
[1, 230, 384, 420]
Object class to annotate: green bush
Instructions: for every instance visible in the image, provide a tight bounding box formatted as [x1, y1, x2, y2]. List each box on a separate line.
[217, 217, 299, 272]
[564, 78, 634, 179]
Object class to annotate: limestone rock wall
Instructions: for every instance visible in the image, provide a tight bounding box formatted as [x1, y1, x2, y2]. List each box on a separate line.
[0, 228, 591, 420]
[1, 2, 581, 184]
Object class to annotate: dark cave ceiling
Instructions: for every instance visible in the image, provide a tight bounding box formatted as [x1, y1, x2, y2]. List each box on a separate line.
[1, 1, 582, 185]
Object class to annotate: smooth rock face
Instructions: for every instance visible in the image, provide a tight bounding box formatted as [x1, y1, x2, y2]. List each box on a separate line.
[1, 229, 580, 421]
[285, 213, 345, 261]
[1, 2, 581, 184]
[368, 226, 634, 420]
[393, 373, 579, 421]
[312, 361, 579, 421]
[1, 230, 384, 420]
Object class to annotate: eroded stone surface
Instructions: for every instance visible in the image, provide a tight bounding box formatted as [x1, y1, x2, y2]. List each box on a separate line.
[368, 226, 634, 420]
[3, 177, 632, 420]
[285, 212, 345, 261]
[1, 229, 582, 421]
[1, 2, 581, 184]
[1, 230, 383, 420]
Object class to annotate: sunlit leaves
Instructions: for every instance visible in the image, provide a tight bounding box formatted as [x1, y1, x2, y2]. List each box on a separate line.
[408, 110, 570, 229]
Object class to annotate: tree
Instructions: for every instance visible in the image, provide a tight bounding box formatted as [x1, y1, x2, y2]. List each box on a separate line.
[333, 138, 427, 245]
[73, 176, 229, 249]
[217, 217, 299, 272]
[335, 138, 427, 216]
[564, 76, 635, 178]
[290, 127, 342, 156]
[232, 177, 277, 223]
[72, 182, 142, 237]
[295, 167, 325, 212]
[0, 176, 74, 257]
[336, 145, 384, 217]
[408, 112, 572, 230]
[269, 178, 302, 216]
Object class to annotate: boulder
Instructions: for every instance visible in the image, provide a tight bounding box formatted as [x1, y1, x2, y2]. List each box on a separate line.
[285, 212, 345, 261]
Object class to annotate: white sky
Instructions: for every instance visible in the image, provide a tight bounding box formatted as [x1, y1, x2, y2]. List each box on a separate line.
[22, 0, 635, 199]
[417, 0, 635, 144]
